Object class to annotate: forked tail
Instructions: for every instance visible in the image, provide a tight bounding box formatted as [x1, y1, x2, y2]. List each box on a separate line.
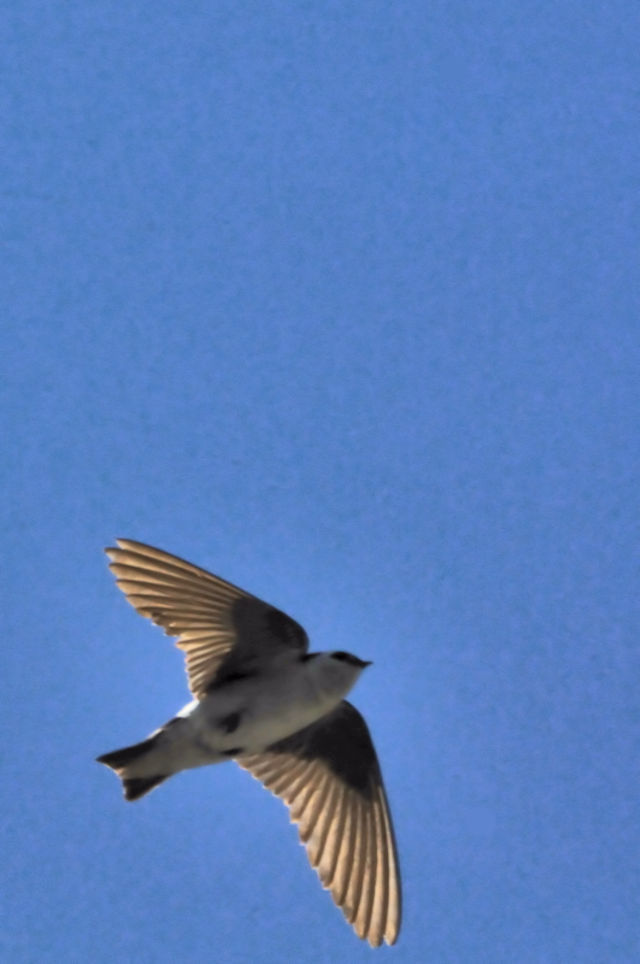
[96, 737, 168, 801]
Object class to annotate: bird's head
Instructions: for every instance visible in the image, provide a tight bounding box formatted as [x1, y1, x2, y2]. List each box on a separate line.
[329, 651, 372, 671]
[310, 650, 372, 700]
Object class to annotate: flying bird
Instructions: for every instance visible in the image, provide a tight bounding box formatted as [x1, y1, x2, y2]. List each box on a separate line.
[97, 539, 401, 947]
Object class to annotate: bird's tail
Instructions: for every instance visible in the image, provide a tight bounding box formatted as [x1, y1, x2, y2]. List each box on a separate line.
[96, 737, 168, 801]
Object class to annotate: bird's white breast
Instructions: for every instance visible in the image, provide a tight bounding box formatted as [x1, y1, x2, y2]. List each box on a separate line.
[186, 656, 350, 753]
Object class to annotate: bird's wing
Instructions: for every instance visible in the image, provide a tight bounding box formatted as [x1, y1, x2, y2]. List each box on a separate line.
[105, 539, 309, 699]
[237, 701, 401, 947]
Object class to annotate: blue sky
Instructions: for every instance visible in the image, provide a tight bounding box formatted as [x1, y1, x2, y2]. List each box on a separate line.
[3, 2, 639, 961]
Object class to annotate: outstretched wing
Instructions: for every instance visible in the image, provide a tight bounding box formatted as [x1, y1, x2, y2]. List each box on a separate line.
[237, 701, 401, 947]
[105, 539, 309, 699]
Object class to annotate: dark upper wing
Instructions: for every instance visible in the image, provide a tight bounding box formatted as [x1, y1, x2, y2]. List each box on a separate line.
[237, 701, 401, 947]
[105, 539, 308, 699]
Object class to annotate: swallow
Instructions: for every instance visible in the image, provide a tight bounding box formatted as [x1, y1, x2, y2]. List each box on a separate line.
[97, 539, 401, 946]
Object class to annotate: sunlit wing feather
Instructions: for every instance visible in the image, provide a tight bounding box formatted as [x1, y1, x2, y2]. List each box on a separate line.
[105, 539, 308, 699]
[237, 701, 401, 947]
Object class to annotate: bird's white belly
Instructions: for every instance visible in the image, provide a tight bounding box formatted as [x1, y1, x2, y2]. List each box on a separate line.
[188, 670, 339, 753]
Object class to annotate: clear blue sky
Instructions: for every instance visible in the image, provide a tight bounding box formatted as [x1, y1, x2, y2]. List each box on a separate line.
[3, 3, 638, 961]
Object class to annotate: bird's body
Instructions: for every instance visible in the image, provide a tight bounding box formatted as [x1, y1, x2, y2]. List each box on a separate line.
[104, 653, 362, 782]
[97, 539, 401, 947]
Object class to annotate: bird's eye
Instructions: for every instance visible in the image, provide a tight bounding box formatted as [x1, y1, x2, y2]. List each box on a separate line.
[332, 651, 350, 661]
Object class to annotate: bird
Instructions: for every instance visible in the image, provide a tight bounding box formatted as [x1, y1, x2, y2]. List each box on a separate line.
[96, 538, 401, 947]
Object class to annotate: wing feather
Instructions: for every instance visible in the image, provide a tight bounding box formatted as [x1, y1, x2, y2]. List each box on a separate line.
[105, 539, 308, 699]
[237, 702, 401, 946]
